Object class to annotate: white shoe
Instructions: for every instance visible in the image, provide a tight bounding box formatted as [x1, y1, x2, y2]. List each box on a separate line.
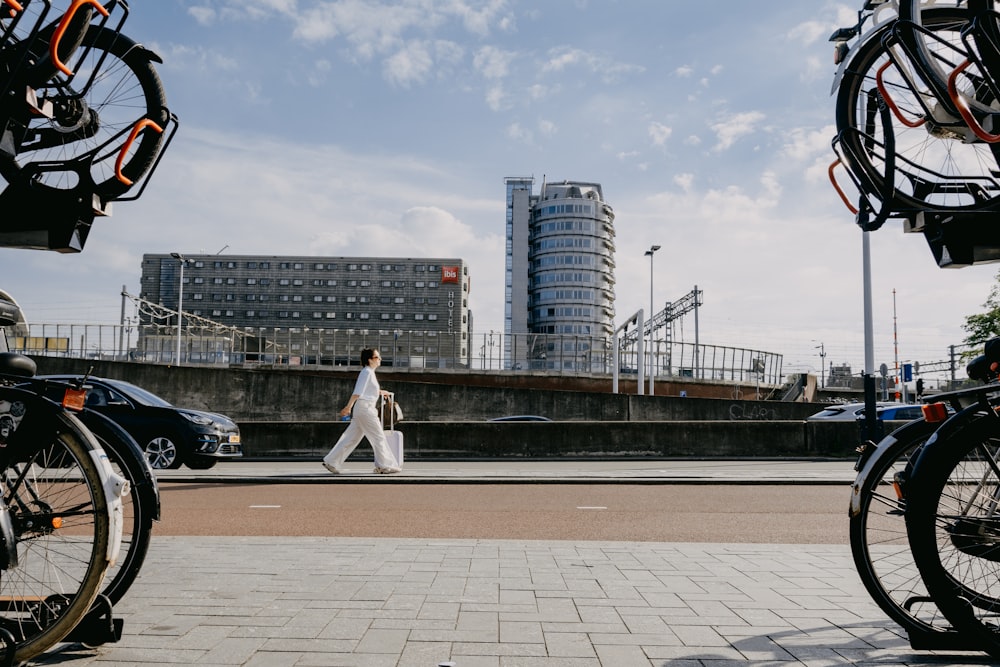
[375, 466, 401, 474]
[323, 462, 341, 474]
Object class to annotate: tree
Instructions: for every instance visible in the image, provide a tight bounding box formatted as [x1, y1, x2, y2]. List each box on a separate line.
[963, 269, 1000, 348]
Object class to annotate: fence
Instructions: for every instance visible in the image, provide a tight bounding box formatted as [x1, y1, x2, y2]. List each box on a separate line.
[7, 323, 785, 384]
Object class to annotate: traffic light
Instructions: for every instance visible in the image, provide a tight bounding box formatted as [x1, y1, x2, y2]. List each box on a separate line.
[916, 378, 924, 397]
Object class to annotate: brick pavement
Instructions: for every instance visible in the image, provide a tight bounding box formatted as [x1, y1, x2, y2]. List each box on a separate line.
[27, 536, 994, 667]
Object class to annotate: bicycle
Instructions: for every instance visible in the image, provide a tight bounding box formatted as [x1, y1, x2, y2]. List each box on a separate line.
[0, 351, 124, 663]
[899, 338, 1000, 657]
[832, 5, 1000, 220]
[0, 19, 172, 200]
[849, 366, 999, 648]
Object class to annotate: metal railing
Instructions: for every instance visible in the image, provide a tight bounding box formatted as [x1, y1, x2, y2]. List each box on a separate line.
[6, 322, 785, 384]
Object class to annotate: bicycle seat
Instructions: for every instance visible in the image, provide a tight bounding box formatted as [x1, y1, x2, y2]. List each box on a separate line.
[0, 352, 36, 378]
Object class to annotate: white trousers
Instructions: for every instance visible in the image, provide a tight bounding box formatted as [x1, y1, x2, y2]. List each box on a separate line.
[323, 398, 400, 469]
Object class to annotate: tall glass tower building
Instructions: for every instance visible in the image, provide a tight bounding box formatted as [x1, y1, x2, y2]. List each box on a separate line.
[504, 177, 616, 370]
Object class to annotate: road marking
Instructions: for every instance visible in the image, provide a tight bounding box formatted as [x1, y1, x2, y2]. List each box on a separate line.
[576, 506, 607, 510]
[249, 505, 281, 509]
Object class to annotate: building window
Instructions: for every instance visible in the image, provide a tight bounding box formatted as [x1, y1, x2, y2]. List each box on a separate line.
[415, 314, 424, 321]
[428, 314, 438, 321]
[292, 279, 303, 286]
[359, 313, 370, 320]
[260, 262, 270, 269]
[213, 278, 223, 284]
[247, 278, 256, 285]
[415, 281, 425, 288]
[247, 262, 257, 269]
[279, 279, 290, 286]
[382, 281, 392, 287]
[360, 280, 371, 287]
[193, 277, 204, 284]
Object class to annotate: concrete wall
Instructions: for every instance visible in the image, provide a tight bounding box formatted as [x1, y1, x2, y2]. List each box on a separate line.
[29, 358, 866, 459]
[30, 358, 822, 422]
[241, 420, 863, 459]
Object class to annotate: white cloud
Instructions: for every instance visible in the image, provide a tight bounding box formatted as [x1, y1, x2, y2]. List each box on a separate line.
[384, 41, 435, 87]
[675, 65, 693, 77]
[188, 6, 216, 25]
[540, 46, 643, 82]
[485, 84, 507, 111]
[674, 173, 694, 192]
[538, 119, 557, 135]
[474, 46, 515, 79]
[710, 111, 766, 151]
[648, 122, 672, 146]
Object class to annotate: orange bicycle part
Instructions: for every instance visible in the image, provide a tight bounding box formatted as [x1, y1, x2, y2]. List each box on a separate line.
[876, 60, 927, 129]
[948, 58, 1000, 143]
[4, 0, 23, 17]
[50, 0, 109, 76]
[829, 158, 860, 214]
[115, 118, 164, 186]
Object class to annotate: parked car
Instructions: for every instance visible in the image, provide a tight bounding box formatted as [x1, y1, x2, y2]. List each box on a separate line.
[806, 402, 925, 422]
[38, 375, 242, 470]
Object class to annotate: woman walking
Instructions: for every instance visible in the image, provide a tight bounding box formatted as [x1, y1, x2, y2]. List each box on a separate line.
[322, 348, 401, 474]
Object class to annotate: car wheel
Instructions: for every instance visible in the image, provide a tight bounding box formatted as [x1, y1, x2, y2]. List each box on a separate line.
[145, 436, 182, 470]
[185, 458, 217, 470]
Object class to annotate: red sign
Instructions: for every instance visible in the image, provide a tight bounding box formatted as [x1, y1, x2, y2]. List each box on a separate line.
[441, 266, 460, 284]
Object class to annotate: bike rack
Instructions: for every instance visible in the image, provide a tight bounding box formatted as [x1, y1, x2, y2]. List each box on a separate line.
[64, 594, 122, 646]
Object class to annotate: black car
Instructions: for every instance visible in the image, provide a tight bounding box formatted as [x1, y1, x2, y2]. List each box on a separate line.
[39, 375, 242, 470]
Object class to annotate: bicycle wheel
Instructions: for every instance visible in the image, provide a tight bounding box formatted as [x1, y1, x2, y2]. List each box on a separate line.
[0, 23, 168, 199]
[835, 9, 1000, 212]
[78, 409, 157, 606]
[906, 410, 1000, 658]
[850, 418, 955, 634]
[0, 390, 113, 663]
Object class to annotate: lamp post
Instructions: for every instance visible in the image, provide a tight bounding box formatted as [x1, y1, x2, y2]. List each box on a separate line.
[169, 252, 190, 364]
[644, 245, 661, 395]
[814, 341, 826, 388]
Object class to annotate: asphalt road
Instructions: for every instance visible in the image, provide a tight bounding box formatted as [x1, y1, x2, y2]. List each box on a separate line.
[152, 482, 850, 543]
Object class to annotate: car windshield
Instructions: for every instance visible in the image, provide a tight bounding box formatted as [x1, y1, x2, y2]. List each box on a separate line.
[103, 379, 173, 408]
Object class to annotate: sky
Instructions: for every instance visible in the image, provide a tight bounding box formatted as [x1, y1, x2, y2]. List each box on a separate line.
[2, 0, 997, 385]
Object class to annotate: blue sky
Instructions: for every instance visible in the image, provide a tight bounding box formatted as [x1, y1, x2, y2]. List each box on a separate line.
[2, 0, 996, 383]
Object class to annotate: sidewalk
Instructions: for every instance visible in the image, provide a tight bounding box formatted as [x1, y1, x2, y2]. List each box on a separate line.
[27, 459, 997, 666]
[155, 458, 862, 485]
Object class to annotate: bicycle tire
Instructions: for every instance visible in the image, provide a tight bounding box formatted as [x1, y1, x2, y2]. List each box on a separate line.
[850, 418, 955, 635]
[0, 389, 112, 663]
[78, 408, 157, 606]
[906, 410, 1000, 658]
[835, 8, 1000, 213]
[0, 23, 168, 199]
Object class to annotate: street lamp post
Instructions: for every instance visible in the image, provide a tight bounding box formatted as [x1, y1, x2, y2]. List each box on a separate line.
[644, 245, 661, 395]
[169, 252, 190, 364]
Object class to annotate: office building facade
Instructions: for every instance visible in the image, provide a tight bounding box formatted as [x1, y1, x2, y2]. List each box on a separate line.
[504, 177, 616, 370]
[138, 254, 471, 367]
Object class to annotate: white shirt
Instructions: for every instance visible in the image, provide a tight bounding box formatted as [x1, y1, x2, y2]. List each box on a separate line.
[351, 366, 381, 401]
